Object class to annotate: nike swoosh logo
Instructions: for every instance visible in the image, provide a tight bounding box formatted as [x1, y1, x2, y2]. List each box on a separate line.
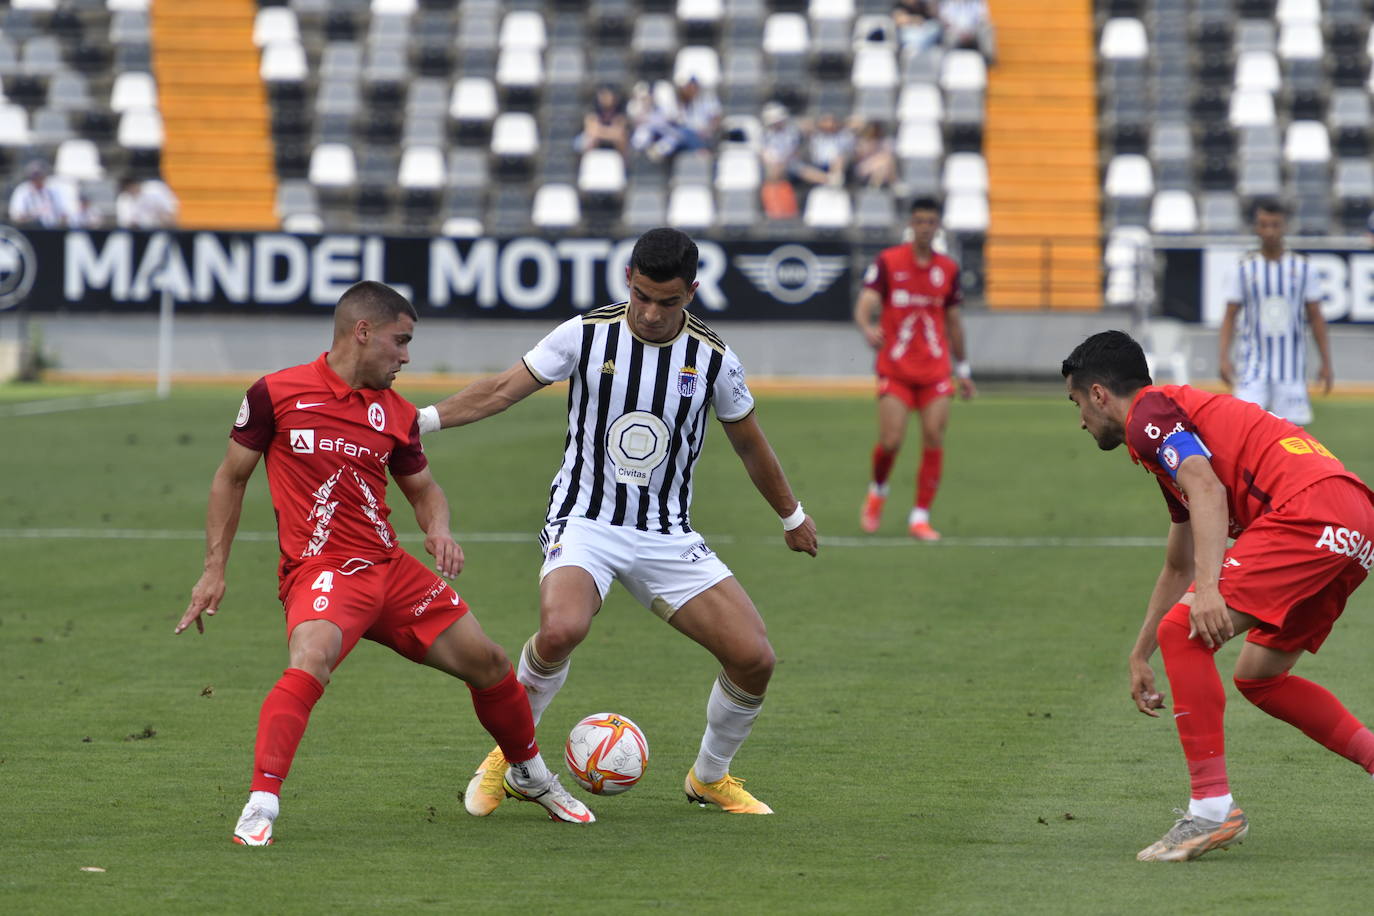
[450, 593, 461, 605]
[296, 400, 326, 409]
[551, 802, 594, 823]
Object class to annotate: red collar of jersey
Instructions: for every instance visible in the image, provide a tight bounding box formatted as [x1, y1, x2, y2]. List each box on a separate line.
[1122, 386, 1154, 468]
[312, 351, 367, 400]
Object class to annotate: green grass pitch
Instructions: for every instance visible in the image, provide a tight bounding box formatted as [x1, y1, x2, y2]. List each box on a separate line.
[2, 382, 1372, 914]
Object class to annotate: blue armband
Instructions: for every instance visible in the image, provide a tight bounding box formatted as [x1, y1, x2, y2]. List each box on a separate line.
[1158, 430, 1211, 480]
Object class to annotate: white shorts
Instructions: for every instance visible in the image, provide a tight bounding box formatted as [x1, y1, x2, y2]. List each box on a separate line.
[1233, 379, 1313, 426]
[537, 517, 733, 620]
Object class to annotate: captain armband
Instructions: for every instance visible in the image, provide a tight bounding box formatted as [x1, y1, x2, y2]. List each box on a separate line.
[1157, 430, 1212, 480]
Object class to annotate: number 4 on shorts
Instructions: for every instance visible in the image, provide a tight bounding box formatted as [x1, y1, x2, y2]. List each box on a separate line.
[311, 571, 334, 593]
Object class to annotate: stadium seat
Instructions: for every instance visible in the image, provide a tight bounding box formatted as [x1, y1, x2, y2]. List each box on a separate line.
[1234, 51, 1280, 92]
[623, 186, 667, 230]
[942, 152, 988, 195]
[943, 191, 989, 234]
[450, 77, 498, 143]
[896, 121, 942, 159]
[578, 148, 628, 194]
[675, 46, 722, 88]
[254, 7, 301, 47]
[21, 35, 63, 78]
[489, 111, 538, 179]
[116, 107, 162, 149]
[1237, 158, 1281, 198]
[54, 137, 102, 180]
[1284, 120, 1331, 163]
[802, 185, 851, 230]
[1099, 17, 1148, 62]
[499, 10, 547, 51]
[939, 50, 987, 92]
[496, 47, 545, 106]
[714, 147, 761, 191]
[716, 188, 757, 233]
[633, 15, 678, 80]
[1149, 190, 1198, 233]
[46, 70, 91, 113]
[398, 145, 445, 189]
[30, 108, 72, 147]
[276, 179, 319, 219]
[531, 183, 581, 229]
[1230, 89, 1276, 127]
[1278, 22, 1323, 62]
[851, 45, 897, 90]
[808, 0, 855, 21]
[261, 41, 308, 84]
[666, 183, 715, 229]
[1275, 0, 1320, 26]
[854, 187, 896, 237]
[1104, 154, 1153, 198]
[309, 142, 358, 187]
[1199, 191, 1243, 233]
[447, 149, 488, 191]
[762, 13, 809, 55]
[679, 0, 724, 43]
[110, 71, 156, 113]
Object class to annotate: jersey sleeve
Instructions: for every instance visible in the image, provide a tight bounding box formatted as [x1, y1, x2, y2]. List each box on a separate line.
[1224, 261, 1243, 304]
[946, 263, 963, 309]
[229, 377, 274, 452]
[1128, 391, 1212, 481]
[390, 413, 429, 477]
[713, 347, 756, 423]
[522, 316, 584, 384]
[1157, 478, 1190, 522]
[861, 253, 888, 298]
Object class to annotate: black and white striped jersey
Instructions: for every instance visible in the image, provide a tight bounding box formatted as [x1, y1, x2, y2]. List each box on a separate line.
[1225, 250, 1316, 384]
[522, 302, 755, 535]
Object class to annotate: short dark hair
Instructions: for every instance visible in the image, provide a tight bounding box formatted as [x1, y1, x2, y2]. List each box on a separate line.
[1061, 330, 1152, 395]
[629, 227, 698, 286]
[337, 280, 418, 324]
[910, 196, 942, 215]
[1252, 198, 1286, 220]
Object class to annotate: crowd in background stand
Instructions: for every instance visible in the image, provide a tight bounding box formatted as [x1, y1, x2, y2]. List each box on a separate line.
[8, 158, 178, 230]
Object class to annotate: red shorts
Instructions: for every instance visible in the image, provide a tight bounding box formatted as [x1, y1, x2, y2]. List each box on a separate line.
[279, 550, 469, 666]
[1212, 477, 1374, 653]
[877, 375, 953, 410]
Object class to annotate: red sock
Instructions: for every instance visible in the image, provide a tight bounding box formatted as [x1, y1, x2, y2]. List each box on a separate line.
[1156, 608, 1229, 799]
[915, 447, 943, 510]
[469, 667, 539, 763]
[1236, 672, 1374, 773]
[871, 445, 897, 487]
[250, 668, 325, 794]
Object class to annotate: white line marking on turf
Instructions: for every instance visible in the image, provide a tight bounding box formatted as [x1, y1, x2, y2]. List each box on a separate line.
[0, 528, 1167, 549]
[0, 391, 154, 417]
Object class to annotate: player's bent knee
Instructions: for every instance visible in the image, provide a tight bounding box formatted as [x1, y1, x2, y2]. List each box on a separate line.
[1235, 672, 1287, 707]
[1155, 607, 1191, 654]
[537, 615, 591, 658]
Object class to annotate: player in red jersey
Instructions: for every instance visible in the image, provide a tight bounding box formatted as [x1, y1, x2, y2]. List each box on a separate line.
[1063, 330, 1374, 862]
[853, 196, 975, 540]
[174, 281, 593, 845]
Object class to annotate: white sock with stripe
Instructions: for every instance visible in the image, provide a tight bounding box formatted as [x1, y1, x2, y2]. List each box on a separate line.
[693, 672, 765, 784]
[516, 636, 570, 727]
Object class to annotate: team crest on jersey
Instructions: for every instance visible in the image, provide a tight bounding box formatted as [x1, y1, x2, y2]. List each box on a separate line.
[678, 366, 698, 397]
[929, 265, 945, 287]
[367, 402, 385, 431]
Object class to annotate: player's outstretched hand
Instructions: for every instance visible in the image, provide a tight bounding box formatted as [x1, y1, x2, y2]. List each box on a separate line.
[426, 532, 465, 578]
[1187, 589, 1233, 649]
[1129, 655, 1166, 717]
[785, 516, 818, 557]
[175, 570, 225, 635]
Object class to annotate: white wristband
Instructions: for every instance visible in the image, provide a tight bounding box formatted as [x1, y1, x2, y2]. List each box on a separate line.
[418, 404, 440, 435]
[781, 503, 806, 531]
[955, 361, 973, 380]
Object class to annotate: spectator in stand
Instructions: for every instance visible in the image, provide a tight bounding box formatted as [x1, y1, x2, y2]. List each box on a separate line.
[629, 77, 719, 162]
[673, 76, 721, 154]
[116, 176, 180, 229]
[893, 0, 942, 55]
[759, 102, 803, 219]
[794, 112, 855, 188]
[575, 85, 630, 160]
[852, 120, 898, 189]
[940, 0, 996, 64]
[8, 160, 79, 228]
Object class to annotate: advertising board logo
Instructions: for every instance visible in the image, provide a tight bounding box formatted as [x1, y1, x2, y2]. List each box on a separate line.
[735, 244, 847, 305]
[290, 429, 315, 453]
[0, 224, 37, 311]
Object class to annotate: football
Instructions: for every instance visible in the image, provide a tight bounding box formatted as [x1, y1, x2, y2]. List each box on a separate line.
[564, 712, 649, 796]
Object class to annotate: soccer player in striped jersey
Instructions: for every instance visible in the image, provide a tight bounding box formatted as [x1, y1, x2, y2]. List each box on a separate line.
[1218, 200, 1333, 425]
[418, 228, 818, 815]
[1064, 330, 1374, 862]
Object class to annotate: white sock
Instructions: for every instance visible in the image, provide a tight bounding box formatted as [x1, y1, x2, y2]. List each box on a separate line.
[506, 753, 552, 789]
[869, 482, 889, 497]
[245, 790, 279, 820]
[909, 507, 930, 525]
[693, 672, 764, 784]
[517, 636, 569, 726]
[1188, 794, 1234, 823]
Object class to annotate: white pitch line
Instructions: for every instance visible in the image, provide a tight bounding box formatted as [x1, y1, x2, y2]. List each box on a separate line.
[0, 391, 154, 417]
[0, 528, 1167, 549]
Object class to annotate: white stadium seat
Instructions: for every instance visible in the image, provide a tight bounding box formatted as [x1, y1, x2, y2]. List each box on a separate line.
[441, 216, 484, 238]
[54, 138, 103, 180]
[116, 107, 163, 148]
[666, 184, 715, 230]
[1284, 120, 1331, 162]
[809, 0, 855, 22]
[499, 10, 547, 51]
[577, 148, 628, 193]
[939, 50, 986, 92]
[1278, 23, 1323, 61]
[398, 146, 445, 189]
[490, 112, 539, 156]
[714, 148, 761, 191]
[851, 46, 898, 89]
[896, 121, 942, 158]
[532, 183, 581, 229]
[674, 46, 722, 89]
[253, 7, 300, 47]
[1149, 190, 1198, 233]
[372, 0, 417, 13]
[110, 71, 156, 113]
[1229, 88, 1276, 128]
[1099, 18, 1147, 60]
[1275, 0, 1320, 27]
[1233, 51, 1280, 92]
[762, 14, 809, 55]
[1104, 154, 1154, 198]
[496, 48, 544, 91]
[803, 186, 852, 228]
[898, 84, 943, 123]
[942, 152, 988, 194]
[450, 77, 498, 122]
[943, 191, 989, 232]
[309, 143, 358, 187]
[0, 104, 31, 147]
[260, 41, 308, 83]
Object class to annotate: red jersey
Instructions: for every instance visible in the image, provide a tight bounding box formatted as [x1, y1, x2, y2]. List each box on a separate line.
[862, 244, 963, 385]
[230, 352, 428, 580]
[1125, 384, 1370, 535]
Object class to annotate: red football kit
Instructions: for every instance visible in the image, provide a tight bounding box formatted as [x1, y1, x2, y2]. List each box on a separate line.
[863, 244, 962, 406]
[1127, 384, 1374, 652]
[231, 352, 467, 662]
